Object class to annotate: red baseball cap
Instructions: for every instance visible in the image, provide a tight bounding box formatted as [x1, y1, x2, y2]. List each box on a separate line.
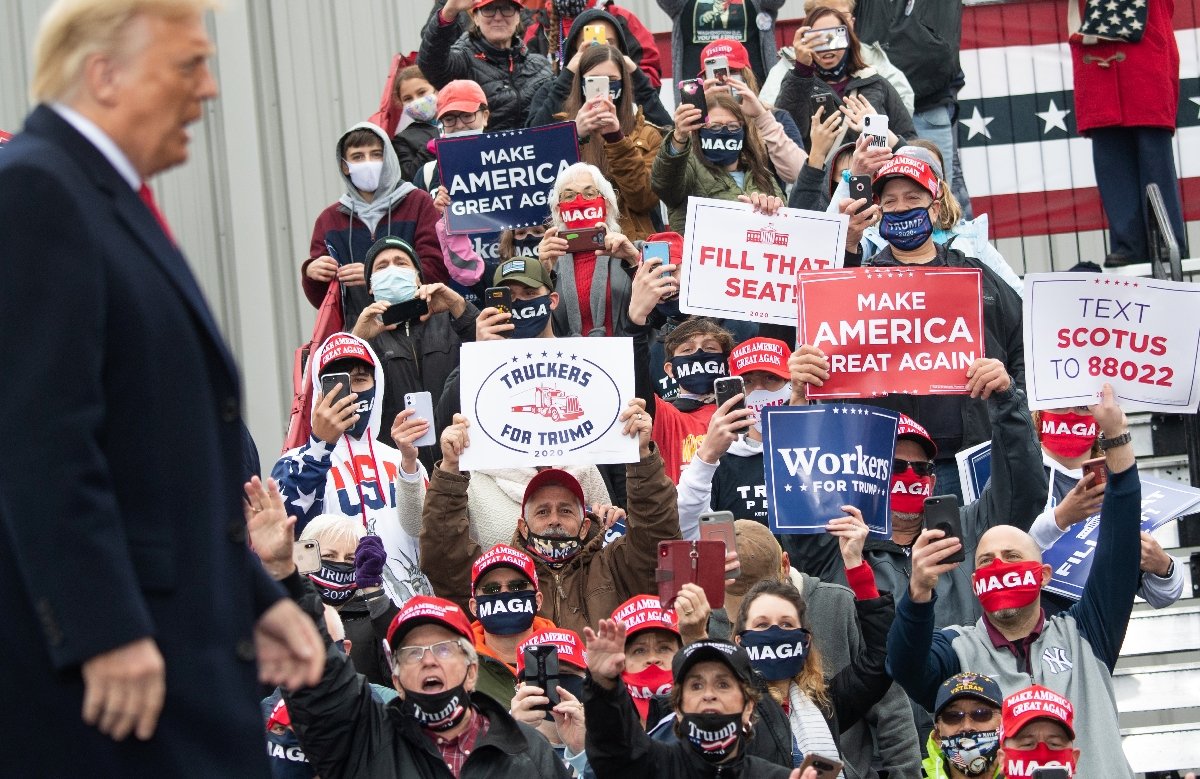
[698, 39, 751, 76]
[515, 628, 588, 672]
[265, 697, 291, 731]
[386, 595, 474, 649]
[317, 333, 374, 374]
[896, 413, 938, 460]
[522, 469, 586, 516]
[873, 154, 941, 200]
[612, 594, 680, 638]
[436, 79, 488, 118]
[471, 544, 539, 590]
[729, 337, 792, 380]
[1002, 685, 1076, 740]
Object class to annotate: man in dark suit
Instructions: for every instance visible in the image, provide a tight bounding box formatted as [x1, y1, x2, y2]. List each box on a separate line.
[0, 1, 323, 775]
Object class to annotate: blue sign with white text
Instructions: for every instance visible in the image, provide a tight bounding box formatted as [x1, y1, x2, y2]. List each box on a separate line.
[762, 404, 899, 537]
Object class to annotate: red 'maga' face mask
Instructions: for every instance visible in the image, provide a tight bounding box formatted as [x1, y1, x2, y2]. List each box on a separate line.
[1038, 411, 1096, 458]
[972, 558, 1044, 612]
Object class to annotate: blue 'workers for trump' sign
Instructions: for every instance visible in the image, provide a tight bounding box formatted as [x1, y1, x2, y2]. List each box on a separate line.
[762, 404, 899, 537]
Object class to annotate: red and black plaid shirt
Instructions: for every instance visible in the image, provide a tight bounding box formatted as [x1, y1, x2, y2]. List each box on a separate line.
[426, 708, 489, 777]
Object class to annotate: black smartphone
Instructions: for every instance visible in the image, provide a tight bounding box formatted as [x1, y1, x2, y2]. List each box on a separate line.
[485, 285, 512, 315]
[1031, 770, 1071, 779]
[321, 372, 352, 402]
[380, 297, 429, 326]
[812, 91, 833, 118]
[848, 174, 873, 214]
[678, 78, 708, 115]
[522, 645, 560, 712]
[924, 495, 965, 564]
[713, 376, 746, 412]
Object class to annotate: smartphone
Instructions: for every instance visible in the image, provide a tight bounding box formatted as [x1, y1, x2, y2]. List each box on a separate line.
[848, 174, 873, 214]
[704, 55, 731, 82]
[1081, 456, 1108, 486]
[809, 25, 850, 52]
[799, 753, 845, 779]
[863, 114, 889, 148]
[642, 240, 672, 269]
[403, 391, 438, 447]
[656, 539, 727, 609]
[812, 91, 834, 118]
[321, 372, 352, 402]
[485, 285, 512, 315]
[293, 539, 321, 575]
[1031, 770, 1071, 779]
[699, 510, 741, 579]
[678, 78, 708, 115]
[380, 297, 429, 326]
[581, 23, 608, 47]
[583, 75, 609, 102]
[924, 495, 965, 564]
[714, 376, 746, 413]
[563, 226, 607, 253]
[522, 645, 560, 712]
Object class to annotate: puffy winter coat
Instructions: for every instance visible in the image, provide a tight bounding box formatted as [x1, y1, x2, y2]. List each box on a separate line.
[650, 137, 786, 233]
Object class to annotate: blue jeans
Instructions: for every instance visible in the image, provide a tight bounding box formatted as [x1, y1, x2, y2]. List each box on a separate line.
[914, 105, 973, 219]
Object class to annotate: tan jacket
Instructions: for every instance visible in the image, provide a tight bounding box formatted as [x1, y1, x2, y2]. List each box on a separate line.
[602, 111, 665, 242]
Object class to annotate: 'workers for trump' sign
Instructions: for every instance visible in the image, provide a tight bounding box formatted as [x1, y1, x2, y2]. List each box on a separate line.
[679, 197, 848, 326]
[798, 267, 985, 398]
[437, 122, 579, 235]
[1023, 273, 1200, 412]
[762, 404, 898, 537]
[457, 337, 638, 470]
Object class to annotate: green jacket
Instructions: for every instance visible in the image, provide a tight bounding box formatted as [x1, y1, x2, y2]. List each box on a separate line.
[922, 732, 1003, 779]
[650, 136, 785, 232]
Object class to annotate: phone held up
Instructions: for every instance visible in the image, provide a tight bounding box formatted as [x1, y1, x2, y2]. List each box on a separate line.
[321, 372, 352, 402]
[678, 78, 709, 115]
[522, 644, 560, 715]
[699, 510, 741, 579]
[293, 539, 321, 575]
[924, 495, 965, 564]
[380, 297, 429, 327]
[1081, 456, 1108, 486]
[656, 540, 726, 609]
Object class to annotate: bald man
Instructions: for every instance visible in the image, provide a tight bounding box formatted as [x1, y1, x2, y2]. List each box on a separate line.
[884, 384, 1139, 778]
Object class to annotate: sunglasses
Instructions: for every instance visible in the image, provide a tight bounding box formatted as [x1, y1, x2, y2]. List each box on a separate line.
[477, 579, 533, 595]
[938, 707, 998, 726]
[893, 457, 935, 477]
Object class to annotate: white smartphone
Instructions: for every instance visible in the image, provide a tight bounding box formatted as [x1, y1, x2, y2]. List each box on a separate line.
[863, 114, 889, 148]
[293, 539, 321, 574]
[583, 75, 608, 102]
[404, 391, 438, 447]
[704, 55, 731, 82]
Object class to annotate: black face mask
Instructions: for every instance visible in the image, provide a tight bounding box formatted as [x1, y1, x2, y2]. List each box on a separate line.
[401, 682, 471, 732]
[679, 712, 744, 764]
[669, 351, 729, 394]
[308, 561, 358, 606]
[523, 529, 583, 566]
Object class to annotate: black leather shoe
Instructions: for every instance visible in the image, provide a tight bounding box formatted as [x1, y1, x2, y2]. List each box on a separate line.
[1104, 252, 1138, 267]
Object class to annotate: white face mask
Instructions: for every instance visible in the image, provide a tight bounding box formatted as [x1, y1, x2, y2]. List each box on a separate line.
[442, 127, 483, 139]
[405, 93, 439, 124]
[745, 386, 792, 432]
[345, 159, 383, 192]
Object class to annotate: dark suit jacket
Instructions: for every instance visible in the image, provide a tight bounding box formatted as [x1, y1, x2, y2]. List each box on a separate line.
[0, 105, 283, 776]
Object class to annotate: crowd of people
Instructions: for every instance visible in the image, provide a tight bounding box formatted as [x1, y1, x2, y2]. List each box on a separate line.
[2, 0, 1192, 777]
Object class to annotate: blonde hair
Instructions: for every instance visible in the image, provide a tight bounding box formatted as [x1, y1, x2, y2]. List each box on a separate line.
[905, 138, 963, 229]
[32, 0, 219, 103]
[299, 514, 366, 553]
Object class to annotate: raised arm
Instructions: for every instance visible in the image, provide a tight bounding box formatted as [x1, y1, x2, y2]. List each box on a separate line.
[417, 414, 480, 612]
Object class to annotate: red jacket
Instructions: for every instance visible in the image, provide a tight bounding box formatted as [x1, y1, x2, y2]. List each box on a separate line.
[1070, 0, 1180, 133]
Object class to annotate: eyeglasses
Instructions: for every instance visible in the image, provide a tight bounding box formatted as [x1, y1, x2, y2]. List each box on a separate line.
[478, 2, 519, 17]
[440, 109, 483, 129]
[702, 122, 743, 133]
[893, 457, 935, 477]
[560, 186, 600, 201]
[394, 640, 466, 667]
[938, 707, 999, 726]
[477, 579, 534, 595]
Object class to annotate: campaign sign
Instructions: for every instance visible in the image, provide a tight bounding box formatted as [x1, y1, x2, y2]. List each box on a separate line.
[956, 441, 992, 505]
[1044, 476, 1200, 600]
[797, 267, 985, 398]
[437, 122, 579, 235]
[680, 197, 848, 326]
[1023, 273, 1200, 412]
[0, 129, 11, 147]
[458, 337, 638, 470]
[762, 404, 899, 537]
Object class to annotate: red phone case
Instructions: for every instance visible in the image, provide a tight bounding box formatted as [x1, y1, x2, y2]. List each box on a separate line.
[656, 540, 726, 610]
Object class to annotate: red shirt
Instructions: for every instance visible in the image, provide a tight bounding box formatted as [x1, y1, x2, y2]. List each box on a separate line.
[426, 709, 489, 777]
[652, 401, 716, 483]
[571, 251, 614, 337]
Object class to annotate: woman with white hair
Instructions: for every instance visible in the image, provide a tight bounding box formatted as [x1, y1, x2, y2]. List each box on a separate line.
[537, 162, 643, 338]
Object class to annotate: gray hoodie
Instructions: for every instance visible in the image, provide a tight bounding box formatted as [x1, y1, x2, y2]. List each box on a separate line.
[335, 121, 417, 235]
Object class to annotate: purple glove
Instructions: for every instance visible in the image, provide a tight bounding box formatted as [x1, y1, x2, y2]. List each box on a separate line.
[355, 535, 387, 588]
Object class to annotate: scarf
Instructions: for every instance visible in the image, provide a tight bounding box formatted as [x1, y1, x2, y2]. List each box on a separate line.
[556, 251, 611, 337]
[788, 682, 843, 776]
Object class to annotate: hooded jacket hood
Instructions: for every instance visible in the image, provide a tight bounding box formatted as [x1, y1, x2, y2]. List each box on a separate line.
[825, 140, 858, 198]
[563, 8, 635, 60]
[336, 121, 416, 235]
[309, 332, 386, 441]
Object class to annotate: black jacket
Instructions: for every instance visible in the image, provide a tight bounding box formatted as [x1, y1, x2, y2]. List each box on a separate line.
[392, 122, 438, 183]
[777, 65, 916, 152]
[418, 10, 553, 132]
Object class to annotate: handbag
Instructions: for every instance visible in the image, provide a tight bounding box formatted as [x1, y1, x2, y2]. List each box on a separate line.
[1069, 0, 1147, 44]
[282, 280, 343, 451]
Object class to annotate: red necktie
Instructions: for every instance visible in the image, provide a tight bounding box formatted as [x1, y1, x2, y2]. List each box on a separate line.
[138, 183, 176, 247]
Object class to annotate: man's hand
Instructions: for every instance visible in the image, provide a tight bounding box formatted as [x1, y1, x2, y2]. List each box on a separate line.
[1140, 531, 1174, 577]
[244, 476, 297, 580]
[583, 618, 627, 687]
[81, 637, 166, 741]
[628, 257, 678, 326]
[352, 300, 397, 340]
[1090, 383, 1133, 473]
[738, 192, 784, 216]
[808, 106, 843, 167]
[966, 357, 1011, 399]
[789, 345, 830, 405]
[336, 261, 366, 287]
[675, 582, 712, 644]
[696, 392, 753, 464]
[417, 282, 467, 319]
[510, 683, 552, 728]
[439, 413, 471, 474]
[538, 226, 569, 270]
[620, 398, 653, 458]
[591, 502, 627, 530]
[828, 505, 869, 569]
[551, 687, 587, 754]
[306, 255, 338, 282]
[255, 599, 324, 690]
[390, 408, 428, 475]
[1053, 472, 1105, 529]
[312, 385, 359, 445]
[475, 306, 514, 341]
[909, 527, 962, 603]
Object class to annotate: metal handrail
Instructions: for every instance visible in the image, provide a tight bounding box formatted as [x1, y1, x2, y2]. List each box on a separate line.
[1146, 183, 1183, 282]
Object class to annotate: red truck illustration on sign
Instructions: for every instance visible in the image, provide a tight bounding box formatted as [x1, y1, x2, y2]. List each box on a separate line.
[512, 385, 584, 422]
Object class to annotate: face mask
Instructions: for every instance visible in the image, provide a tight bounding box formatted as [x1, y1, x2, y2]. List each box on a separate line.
[814, 50, 850, 80]
[405, 93, 439, 124]
[680, 712, 743, 764]
[308, 561, 358, 606]
[265, 726, 313, 779]
[523, 529, 583, 566]
[345, 159, 383, 193]
[474, 590, 537, 635]
[1003, 744, 1077, 778]
[623, 664, 674, 720]
[670, 352, 729, 395]
[972, 558, 1043, 612]
[745, 387, 792, 433]
[512, 235, 543, 258]
[880, 207, 935, 251]
[401, 682, 471, 732]
[559, 194, 607, 230]
[346, 385, 375, 439]
[371, 265, 420, 305]
[655, 297, 683, 319]
[510, 294, 552, 339]
[443, 127, 483, 139]
[890, 468, 933, 514]
[938, 730, 1000, 777]
[609, 82, 623, 102]
[1039, 411, 1097, 459]
[698, 128, 744, 166]
[738, 625, 811, 681]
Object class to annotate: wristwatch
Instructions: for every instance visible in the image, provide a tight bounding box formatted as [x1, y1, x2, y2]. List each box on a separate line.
[1097, 430, 1132, 450]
